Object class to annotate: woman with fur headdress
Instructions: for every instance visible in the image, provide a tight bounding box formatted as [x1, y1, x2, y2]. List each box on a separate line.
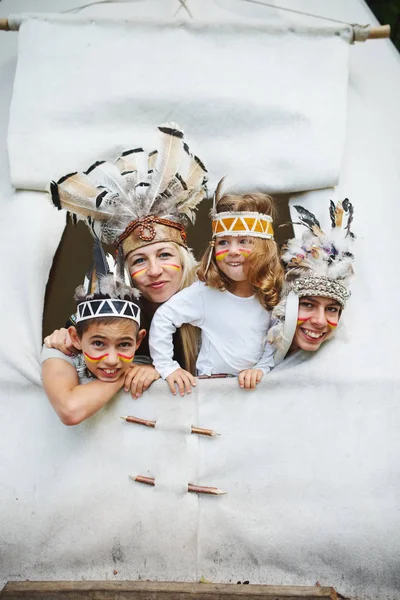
[44, 124, 208, 397]
[268, 199, 355, 362]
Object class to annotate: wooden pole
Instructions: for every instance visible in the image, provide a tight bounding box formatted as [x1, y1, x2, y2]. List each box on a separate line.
[1, 581, 339, 599]
[0, 17, 392, 40]
[368, 24, 391, 39]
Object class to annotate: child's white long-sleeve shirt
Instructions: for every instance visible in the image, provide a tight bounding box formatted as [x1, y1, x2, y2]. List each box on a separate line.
[149, 281, 274, 379]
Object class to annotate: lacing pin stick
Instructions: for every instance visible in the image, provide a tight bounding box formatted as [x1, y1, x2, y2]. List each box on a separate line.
[121, 416, 220, 437]
[129, 475, 226, 496]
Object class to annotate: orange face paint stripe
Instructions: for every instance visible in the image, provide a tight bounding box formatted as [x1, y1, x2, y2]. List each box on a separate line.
[163, 264, 181, 270]
[84, 352, 109, 363]
[117, 353, 135, 362]
[297, 317, 309, 325]
[327, 320, 338, 329]
[239, 248, 252, 256]
[131, 267, 148, 278]
[215, 250, 229, 261]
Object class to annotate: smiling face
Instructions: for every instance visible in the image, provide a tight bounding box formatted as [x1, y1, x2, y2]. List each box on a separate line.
[290, 296, 341, 352]
[70, 319, 145, 382]
[215, 235, 254, 290]
[126, 242, 183, 304]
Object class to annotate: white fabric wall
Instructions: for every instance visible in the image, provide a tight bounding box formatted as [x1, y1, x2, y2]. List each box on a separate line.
[0, 1, 399, 599]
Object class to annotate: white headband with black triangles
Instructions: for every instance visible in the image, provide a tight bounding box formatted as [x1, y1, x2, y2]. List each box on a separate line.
[76, 298, 140, 324]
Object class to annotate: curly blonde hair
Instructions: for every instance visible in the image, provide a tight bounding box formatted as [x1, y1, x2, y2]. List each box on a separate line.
[197, 193, 284, 311]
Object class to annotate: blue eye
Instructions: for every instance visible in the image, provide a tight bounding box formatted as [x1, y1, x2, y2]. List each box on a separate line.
[92, 340, 104, 347]
[217, 239, 228, 246]
[132, 257, 145, 266]
[159, 252, 173, 259]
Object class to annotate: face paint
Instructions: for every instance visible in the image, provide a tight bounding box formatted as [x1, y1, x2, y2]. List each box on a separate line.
[84, 352, 109, 363]
[297, 317, 309, 325]
[116, 353, 135, 363]
[131, 267, 148, 279]
[239, 248, 252, 257]
[327, 320, 338, 329]
[215, 249, 229, 261]
[163, 263, 181, 271]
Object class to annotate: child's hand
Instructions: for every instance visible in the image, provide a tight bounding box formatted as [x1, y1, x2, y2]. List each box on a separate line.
[238, 369, 264, 390]
[123, 364, 161, 399]
[166, 368, 197, 397]
[44, 328, 76, 357]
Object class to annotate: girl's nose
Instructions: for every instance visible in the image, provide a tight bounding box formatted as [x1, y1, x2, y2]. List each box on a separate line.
[228, 241, 240, 254]
[310, 307, 327, 328]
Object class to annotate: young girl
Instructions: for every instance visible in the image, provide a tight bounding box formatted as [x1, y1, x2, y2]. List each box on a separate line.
[149, 185, 284, 395]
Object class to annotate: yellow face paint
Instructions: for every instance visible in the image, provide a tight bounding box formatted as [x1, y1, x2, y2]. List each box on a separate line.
[297, 317, 309, 325]
[239, 248, 252, 257]
[131, 267, 148, 279]
[117, 353, 135, 362]
[215, 249, 229, 261]
[163, 263, 181, 271]
[83, 352, 109, 363]
[327, 320, 338, 329]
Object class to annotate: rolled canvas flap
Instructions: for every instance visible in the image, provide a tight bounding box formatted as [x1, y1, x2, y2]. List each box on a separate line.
[8, 16, 350, 193]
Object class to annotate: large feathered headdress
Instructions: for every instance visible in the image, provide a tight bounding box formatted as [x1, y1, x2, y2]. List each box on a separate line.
[74, 238, 140, 326]
[49, 123, 208, 263]
[268, 199, 355, 361]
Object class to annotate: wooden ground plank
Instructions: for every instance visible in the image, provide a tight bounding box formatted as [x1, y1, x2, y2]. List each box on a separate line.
[1, 581, 338, 600]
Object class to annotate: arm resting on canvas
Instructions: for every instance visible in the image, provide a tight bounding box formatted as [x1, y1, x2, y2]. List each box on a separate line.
[42, 359, 124, 426]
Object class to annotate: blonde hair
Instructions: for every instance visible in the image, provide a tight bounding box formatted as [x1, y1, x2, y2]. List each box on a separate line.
[127, 241, 200, 375]
[198, 193, 284, 311]
[175, 244, 201, 375]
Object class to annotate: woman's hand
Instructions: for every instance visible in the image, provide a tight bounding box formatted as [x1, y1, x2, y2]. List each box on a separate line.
[238, 369, 264, 390]
[43, 328, 76, 357]
[166, 368, 197, 397]
[123, 364, 161, 399]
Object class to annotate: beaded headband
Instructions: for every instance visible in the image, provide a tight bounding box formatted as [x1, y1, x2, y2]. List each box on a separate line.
[292, 275, 350, 307]
[115, 216, 187, 256]
[76, 298, 140, 325]
[212, 211, 274, 239]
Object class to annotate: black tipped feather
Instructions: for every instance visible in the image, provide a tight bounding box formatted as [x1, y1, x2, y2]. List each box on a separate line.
[121, 147, 144, 157]
[96, 189, 108, 207]
[93, 237, 109, 280]
[193, 154, 208, 172]
[50, 181, 61, 210]
[158, 126, 184, 138]
[57, 171, 78, 185]
[84, 160, 105, 175]
[329, 200, 336, 228]
[293, 205, 321, 232]
[175, 172, 188, 190]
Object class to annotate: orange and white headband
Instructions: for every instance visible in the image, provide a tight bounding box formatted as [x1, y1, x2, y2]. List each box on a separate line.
[76, 298, 140, 325]
[211, 211, 274, 239]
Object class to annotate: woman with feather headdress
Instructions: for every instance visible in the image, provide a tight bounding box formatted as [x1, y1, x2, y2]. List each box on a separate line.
[268, 199, 356, 362]
[44, 123, 208, 397]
